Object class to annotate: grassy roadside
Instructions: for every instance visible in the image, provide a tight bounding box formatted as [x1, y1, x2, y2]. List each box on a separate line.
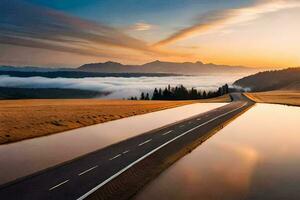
[245, 90, 300, 107]
[0, 95, 230, 144]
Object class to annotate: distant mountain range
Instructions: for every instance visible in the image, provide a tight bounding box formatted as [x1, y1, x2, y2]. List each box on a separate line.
[0, 60, 259, 76]
[234, 67, 300, 91]
[78, 60, 257, 75]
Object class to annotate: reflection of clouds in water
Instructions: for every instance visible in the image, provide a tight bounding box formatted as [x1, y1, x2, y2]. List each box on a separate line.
[135, 104, 300, 200]
[180, 142, 260, 197]
[211, 142, 259, 189]
[0, 74, 247, 98]
[133, 141, 260, 200]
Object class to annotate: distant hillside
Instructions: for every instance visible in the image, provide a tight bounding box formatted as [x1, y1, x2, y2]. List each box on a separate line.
[78, 60, 257, 75]
[0, 87, 107, 99]
[0, 61, 258, 77]
[234, 68, 300, 91]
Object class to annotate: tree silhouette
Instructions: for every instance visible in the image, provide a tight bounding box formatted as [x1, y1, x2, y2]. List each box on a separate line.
[145, 93, 150, 100]
[132, 83, 230, 101]
[140, 92, 145, 100]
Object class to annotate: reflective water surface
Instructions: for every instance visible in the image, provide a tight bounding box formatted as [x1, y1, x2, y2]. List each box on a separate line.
[0, 103, 226, 185]
[134, 104, 300, 200]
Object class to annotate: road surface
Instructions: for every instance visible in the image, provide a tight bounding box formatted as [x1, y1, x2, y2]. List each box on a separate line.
[0, 93, 254, 200]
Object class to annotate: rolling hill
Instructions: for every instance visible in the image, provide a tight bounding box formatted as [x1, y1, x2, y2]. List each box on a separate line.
[234, 67, 300, 91]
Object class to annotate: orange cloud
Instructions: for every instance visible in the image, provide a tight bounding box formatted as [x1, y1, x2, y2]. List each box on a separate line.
[154, 0, 300, 47]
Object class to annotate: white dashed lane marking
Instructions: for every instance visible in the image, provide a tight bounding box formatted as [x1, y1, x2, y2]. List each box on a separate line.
[138, 139, 152, 146]
[109, 154, 121, 161]
[162, 130, 173, 136]
[78, 165, 98, 176]
[49, 179, 69, 191]
[122, 150, 130, 154]
[77, 102, 248, 200]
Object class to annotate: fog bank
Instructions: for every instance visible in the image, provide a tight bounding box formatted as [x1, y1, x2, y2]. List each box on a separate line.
[0, 74, 248, 99]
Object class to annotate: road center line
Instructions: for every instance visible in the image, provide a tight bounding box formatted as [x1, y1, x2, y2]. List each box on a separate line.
[78, 165, 98, 176]
[162, 130, 173, 136]
[179, 125, 185, 127]
[122, 150, 130, 154]
[109, 154, 121, 161]
[197, 118, 201, 121]
[77, 102, 247, 200]
[138, 139, 152, 146]
[49, 179, 69, 191]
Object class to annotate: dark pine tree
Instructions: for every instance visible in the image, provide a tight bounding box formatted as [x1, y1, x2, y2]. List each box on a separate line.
[158, 88, 162, 100]
[140, 92, 145, 100]
[152, 88, 159, 100]
[202, 91, 207, 99]
[138, 84, 230, 101]
[145, 93, 150, 100]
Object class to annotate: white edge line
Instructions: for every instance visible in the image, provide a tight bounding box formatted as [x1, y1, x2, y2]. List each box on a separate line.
[138, 139, 152, 146]
[77, 102, 247, 200]
[109, 154, 121, 161]
[49, 179, 69, 191]
[78, 165, 98, 176]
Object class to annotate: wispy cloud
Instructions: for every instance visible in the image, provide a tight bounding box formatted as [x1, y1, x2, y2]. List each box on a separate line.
[154, 0, 300, 47]
[132, 22, 154, 31]
[0, 0, 156, 57]
[0, 0, 192, 64]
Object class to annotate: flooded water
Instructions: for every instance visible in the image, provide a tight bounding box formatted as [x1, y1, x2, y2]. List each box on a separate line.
[134, 104, 300, 200]
[0, 103, 226, 185]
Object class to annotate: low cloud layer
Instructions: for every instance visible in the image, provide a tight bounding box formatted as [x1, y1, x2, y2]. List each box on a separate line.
[0, 74, 248, 99]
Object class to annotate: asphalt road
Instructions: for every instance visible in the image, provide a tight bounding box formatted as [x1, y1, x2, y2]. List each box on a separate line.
[0, 93, 254, 200]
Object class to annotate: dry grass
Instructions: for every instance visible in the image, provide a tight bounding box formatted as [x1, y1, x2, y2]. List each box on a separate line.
[0, 95, 230, 144]
[245, 90, 300, 106]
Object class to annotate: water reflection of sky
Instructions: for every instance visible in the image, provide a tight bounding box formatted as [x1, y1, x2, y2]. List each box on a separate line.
[0, 103, 226, 185]
[134, 104, 300, 200]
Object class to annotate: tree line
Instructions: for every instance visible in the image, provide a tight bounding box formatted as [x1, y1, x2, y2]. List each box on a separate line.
[129, 84, 229, 100]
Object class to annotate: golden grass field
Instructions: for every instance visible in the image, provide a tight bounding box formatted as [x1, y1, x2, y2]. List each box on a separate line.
[245, 90, 300, 106]
[0, 95, 230, 144]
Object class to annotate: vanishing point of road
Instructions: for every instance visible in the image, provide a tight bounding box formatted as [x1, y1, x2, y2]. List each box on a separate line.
[0, 93, 254, 200]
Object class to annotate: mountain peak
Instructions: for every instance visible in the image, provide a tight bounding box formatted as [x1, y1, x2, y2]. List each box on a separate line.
[103, 61, 123, 66]
[145, 60, 162, 65]
[195, 61, 204, 65]
[144, 60, 205, 65]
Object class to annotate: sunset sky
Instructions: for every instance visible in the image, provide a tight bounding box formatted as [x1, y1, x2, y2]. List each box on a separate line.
[1, 0, 300, 68]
